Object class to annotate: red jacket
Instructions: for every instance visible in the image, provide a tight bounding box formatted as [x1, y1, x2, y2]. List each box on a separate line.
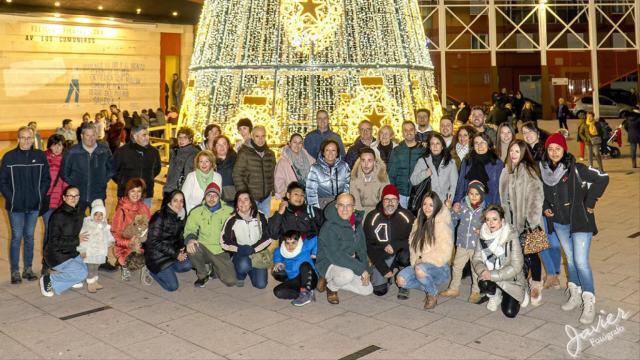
[46, 150, 69, 209]
[111, 197, 151, 265]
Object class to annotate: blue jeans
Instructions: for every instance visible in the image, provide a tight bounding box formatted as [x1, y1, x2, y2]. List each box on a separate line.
[149, 259, 192, 292]
[233, 254, 268, 289]
[8, 211, 39, 273]
[539, 217, 562, 275]
[256, 196, 272, 217]
[397, 262, 450, 295]
[50, 256, 88, 295]
[65, 79, 80, 103]
[399, 195, 409, 209]
[554, 223, 594, 293]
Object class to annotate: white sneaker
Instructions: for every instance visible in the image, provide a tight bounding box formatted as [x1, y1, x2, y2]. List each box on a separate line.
[562, 282, 583, 311]
[121, 267, 131, 281]
[72, 282, 83, 289]
[487, 290, 502, 312]
[521, 292, 530, 308]
[140, 266, 153, 286]
[580, 292, 596, 324]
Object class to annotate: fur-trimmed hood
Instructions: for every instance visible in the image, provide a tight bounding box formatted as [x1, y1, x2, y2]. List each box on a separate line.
[350, 157, 388, 182]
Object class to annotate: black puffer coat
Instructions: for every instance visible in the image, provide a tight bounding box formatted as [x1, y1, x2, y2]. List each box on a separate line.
[143, 206, 186, 274]
[45, 202, 84, 268]
[113, 142, 161, 198]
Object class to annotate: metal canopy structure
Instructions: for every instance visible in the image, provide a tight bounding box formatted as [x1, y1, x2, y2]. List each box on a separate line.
[419, 0, 639, 117]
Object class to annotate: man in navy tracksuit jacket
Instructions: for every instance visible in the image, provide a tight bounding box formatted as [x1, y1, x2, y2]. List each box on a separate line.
[0, 127, 51, 284]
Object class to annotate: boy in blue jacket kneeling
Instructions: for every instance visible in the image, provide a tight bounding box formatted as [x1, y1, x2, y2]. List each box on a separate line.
[272, 230, 318, 306]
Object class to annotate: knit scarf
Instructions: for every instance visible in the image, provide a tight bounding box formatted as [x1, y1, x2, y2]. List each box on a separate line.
[539, 162, 567, 186]
[283, 146, 311, 185]
[431, 153, 444, 172]
[251, 139, 267, 154]
[280, 239, 303, 259]
[195, 169, 214, 190]
[455, 142, 469, 161]
[378, 142, 394, 161]
[465, 153, 491, 186]
[479, 222, 510, 270]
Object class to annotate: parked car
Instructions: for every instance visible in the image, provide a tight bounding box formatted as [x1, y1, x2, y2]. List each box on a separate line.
[571, 95, 633, 119]
[599, 88, 638, 106]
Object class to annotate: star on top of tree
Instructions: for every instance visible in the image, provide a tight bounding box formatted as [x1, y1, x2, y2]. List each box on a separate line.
[297, 0, 323, 20]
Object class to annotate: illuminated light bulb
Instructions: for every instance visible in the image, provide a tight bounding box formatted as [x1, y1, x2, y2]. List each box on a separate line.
[54, 2, 60, 6]
[136, 8, 141, 14]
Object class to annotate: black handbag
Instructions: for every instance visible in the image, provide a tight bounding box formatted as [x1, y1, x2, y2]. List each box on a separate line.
[408, 158, 431, 214]
[40, 173, 61, 216]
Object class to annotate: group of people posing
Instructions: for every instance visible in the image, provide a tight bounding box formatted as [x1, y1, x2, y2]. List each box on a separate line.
[0, 106, 608, 323]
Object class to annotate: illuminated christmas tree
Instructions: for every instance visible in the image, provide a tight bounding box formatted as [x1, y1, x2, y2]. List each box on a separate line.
[179, 0, 442, 145]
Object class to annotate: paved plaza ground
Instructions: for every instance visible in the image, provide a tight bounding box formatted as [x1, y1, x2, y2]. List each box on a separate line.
[0, 119, 638, 359]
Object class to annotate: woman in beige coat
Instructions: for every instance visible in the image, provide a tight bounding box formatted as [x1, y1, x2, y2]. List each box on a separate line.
[397, 191, 453, 310]
[472, 205, 528, 318]
[499, 140, 545, 306]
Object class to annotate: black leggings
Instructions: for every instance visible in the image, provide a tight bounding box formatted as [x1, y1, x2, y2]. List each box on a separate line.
[479, 280, 521, 318]
[273, 262, 318, 300]
[525, 253, 542, 282]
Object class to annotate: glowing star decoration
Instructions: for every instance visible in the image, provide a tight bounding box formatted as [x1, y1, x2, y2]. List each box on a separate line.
[365, 107, 387, 129]
[280, 0, 342, 54]
[297, 0, 323, 19]
[180, 0, 441, 147]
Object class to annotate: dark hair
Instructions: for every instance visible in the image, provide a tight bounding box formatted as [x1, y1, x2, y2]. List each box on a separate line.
[124, 178, 146, 198]
[506, 140, 539, 179]
[47, 134, 66, 149]
[281, 230, 301, 242]
[289, 133, 303, 143]
[320, 138, 340, 155]
[82, 112, 91, 121]
[80, 122, 96, 135]
[358, 146, 376, 159]
[401, 120, 416, 129]
[177, 127, 195, 141]
[482, 204, 505, 222]
[410, 191, 443, 252]
[62, 185, 79, 197]
[456, 125, 476, 142]
[425, 133, 452, 166]
[521, 121, 539, 134]
[234, 190, 257, 214]
[166, 190, 185, 209]
[62, 119, 72, 126]
[416, 108, 431, 117]
[469, 132, 498, 163]
[316, 109, 328, 117]
[286, 181, 305, 194]
[110, 104, 117, 109]
[203, 124, 222, 140]
[213, 135, 232, 157]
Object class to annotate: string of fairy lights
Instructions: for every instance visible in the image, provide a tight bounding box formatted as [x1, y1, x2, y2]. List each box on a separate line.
[179, 0, 442, 145]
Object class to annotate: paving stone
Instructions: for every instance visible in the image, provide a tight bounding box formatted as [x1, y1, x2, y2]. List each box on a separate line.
[337, 293, 400, 316]
[255, 318, 329, 344]
[158, 313, 266, 355]
[0, 333, 41, 359]
[122, 333, 223, 359]
[528, 344, 603, 359]
[468, 329, 546, 359]
[187, 294, 254, 318]
[474, 312, 546, 336]
[525, 302, 584, 327]
[1, 315, 71, 346]
[0, 299, 44, 325]
[276, 300, 346, 324]
[317, 311, 388, 339]
[375, 304, 444, 330]
[526, 322, 582, 349]
[291, 331, 370, 359]
[585, 337, 640, 359]
[128, 300, 196, 325]
[39, 295, 106, 318]
[217, 305, 289, 331]
[429, 298, 492, 322]
[227, 340, 301, 359]
[360, 324, 436, 353]
[407, 338, 502, 359]
[417, 316, 492, 345]
[100, 289, 165, 312]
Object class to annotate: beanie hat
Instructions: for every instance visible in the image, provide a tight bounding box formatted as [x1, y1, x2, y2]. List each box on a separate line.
[90, 199, 106, 218]
[381, 184, 400, 199]
[237, 118, 253, 131]
[204, 182, 221, 198]
[544, 132, 568, 152]
[467, 180, 486, 202]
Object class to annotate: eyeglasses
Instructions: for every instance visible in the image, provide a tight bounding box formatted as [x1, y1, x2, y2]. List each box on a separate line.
[65, 194, 80, 199]
[336, 203, 354, 209]
[383, 198, 399, 204]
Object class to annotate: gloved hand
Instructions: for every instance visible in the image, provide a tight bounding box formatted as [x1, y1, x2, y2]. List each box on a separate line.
[236, 245, 255, 256]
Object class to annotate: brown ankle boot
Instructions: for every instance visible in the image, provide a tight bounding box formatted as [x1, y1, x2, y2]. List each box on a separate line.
[87, 281, 97, 293]
[424, 294, 437, 309]
[326, 289, 339, 304]
[317, 277, 327, 293]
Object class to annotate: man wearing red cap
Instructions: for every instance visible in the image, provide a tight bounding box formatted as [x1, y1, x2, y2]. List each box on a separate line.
[183, 182, 236, 288]
[363, 184, 415, 299]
